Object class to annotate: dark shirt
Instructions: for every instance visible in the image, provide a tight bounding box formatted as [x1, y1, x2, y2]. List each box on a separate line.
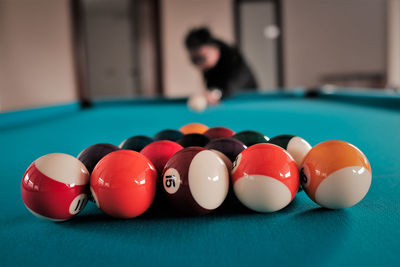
[203, 40, 258, 97]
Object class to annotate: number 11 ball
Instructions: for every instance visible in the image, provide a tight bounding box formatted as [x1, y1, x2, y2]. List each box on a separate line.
[21, 153, 90, 221]
[231, 144, 299, 213]
[300, 140, 371, 209]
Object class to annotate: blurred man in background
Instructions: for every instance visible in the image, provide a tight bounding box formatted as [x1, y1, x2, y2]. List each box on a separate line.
[185, 27, 258, 104]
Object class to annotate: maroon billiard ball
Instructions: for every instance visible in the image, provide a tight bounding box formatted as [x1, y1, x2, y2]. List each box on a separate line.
[204, 126, 235, 140]
[21, 153, 90, 221]
[162, 147, 229, 215]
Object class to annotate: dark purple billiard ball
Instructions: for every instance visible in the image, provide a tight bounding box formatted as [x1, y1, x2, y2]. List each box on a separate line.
[205, 138, 247, 163]
[77, 143, 120, 173]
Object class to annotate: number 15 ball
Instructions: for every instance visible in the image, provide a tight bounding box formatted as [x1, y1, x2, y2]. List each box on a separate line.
[162, 147, 229, 215]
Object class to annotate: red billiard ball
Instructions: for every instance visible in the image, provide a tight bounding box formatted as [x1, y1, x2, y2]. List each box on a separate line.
[140, 140, 183, 174]
[162, 147, 229, 215]
[231, 144, 299, 212]
[300, 140, 371, 209]
[90, 150, 157, 218]
[204, 126, 235, 140]
[21, 153, 90, 221]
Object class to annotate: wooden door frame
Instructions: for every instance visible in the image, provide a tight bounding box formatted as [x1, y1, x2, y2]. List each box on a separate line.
[69, 0, 164, 108]
[233, 0, 284, 88]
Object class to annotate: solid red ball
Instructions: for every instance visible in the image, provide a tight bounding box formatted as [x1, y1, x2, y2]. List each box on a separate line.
[204, 126, 235, 140]
[140, 140, 183, 174]
[90, 150, 157, 218]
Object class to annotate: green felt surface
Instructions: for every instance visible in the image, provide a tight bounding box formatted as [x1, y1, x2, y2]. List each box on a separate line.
[1, 92, 400, 266]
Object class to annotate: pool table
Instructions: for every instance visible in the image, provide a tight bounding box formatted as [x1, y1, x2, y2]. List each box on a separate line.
[1, 88, 399, 266]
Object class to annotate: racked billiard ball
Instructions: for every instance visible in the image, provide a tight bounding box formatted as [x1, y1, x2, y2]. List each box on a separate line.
[140, 140, 183, 174]
[77, 143, 119, 173]
[179, 122, 209, 134]
[204, 126, 235, 140]
[232, 130, 269, 147]
[119, 135, 153, 151]
[268, 134, 312, 168]
[231, 144, 299, 212]
[177, 133, 210, 147]
[300, 140, 371, 209]
[205, 138, 246, 163]
[91, 150, 157, 218]
[21, 153, 90, 221]
[162, 147, 229, 215]
[153, 129, 183, 142]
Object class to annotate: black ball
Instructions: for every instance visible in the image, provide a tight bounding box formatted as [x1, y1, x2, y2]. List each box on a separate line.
[177, 133, 210, 148]
[153, 129, 183, 142]
[120, 135, 153, 151]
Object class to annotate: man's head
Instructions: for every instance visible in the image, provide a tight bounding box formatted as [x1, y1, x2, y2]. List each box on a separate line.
[185, 27, 220, 71]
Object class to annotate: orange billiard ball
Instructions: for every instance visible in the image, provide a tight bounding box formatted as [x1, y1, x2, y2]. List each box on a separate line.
[179, 123, 209, 134]
[300, 140, 372, 209]
[90, 150, 157, 218]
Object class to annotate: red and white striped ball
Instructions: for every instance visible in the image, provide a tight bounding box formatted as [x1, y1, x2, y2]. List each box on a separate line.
[162, 147, 229, 215]
[231, 144, 299, 212]
[21, 153, 90, 221]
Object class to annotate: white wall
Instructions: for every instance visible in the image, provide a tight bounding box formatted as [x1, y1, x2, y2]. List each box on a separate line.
[0, 0, 77, 111]
[161, 0, 234, 97]
[282, 0, 387, 87]
[387, 0, 400, 88]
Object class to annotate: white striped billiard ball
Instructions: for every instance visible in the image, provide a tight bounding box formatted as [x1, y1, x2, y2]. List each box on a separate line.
[268, 134, 312, 169]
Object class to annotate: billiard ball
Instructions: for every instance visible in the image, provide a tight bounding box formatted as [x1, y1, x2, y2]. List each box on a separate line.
[205, 138, 246, 163]
[204, 126, 235, 140]
[177, 133, 210, 147]
[21, 153, 90, 221]
[300, 140, 371, 209]
[268, 135, 312, 168]
[77, 143, 119, 173]
[179, 122, 209, 134]
[187, 94, 207, 112]
[90, 150, 157, 218]
[153, 129, 183, 142]
[119, 135, 153, 151]
[162, 147, 229, 215]
[231, 144, 299, 212]
[232, 130, 269, 147]
[140, 140, 183, 174]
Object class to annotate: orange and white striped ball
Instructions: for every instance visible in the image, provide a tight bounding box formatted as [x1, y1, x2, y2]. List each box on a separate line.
[300, 140, 372, 209]
[231, 144, 299, 213]
[21, 153, 90, 221]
